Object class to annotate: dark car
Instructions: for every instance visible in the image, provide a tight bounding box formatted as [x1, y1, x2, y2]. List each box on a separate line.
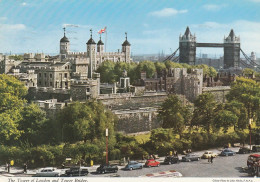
[252, 145, 260, 152]
[220, 149, 236, 156]
[65, 167, 89, 176]
[164, 156, 180, 164]
[96, 164, 118, 174]
[238, 147, 252, 154]
[182, 154, 200, 162]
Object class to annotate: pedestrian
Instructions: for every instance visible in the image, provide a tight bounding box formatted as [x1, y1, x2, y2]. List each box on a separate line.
[7, 163, 10, 173]
[208, 156, 210, 163]
[23, 163, 27, 173]
[5, 162, 8, 171]
[176, 151, 178, 157]
[61, 163, 65, 169]
[211, 155, 214, 163]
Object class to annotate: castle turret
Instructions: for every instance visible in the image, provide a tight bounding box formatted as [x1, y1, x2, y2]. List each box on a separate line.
[97, 34, 104, 53]
[122, 32, 131, 63]
[224, 29, 240, 69]
[60, 27, 70, 60]
[179, 26, 196, 65]
[87, 29, 96, 78]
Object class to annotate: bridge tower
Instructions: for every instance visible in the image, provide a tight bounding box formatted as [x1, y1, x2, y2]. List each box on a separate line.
[179, 27, 196, 65]
[224, 29, 240, 69]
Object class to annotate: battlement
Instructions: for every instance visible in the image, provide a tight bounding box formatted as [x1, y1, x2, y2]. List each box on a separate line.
[68, 52, 86, 55]
[96, 52, 125, 56]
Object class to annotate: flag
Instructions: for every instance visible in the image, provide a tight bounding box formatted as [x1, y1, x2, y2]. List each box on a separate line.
[98, 27, 106, 34]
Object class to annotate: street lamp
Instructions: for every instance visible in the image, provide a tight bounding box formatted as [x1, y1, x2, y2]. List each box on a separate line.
[106, 128, 108, 164]
[249, 118, 252, 150]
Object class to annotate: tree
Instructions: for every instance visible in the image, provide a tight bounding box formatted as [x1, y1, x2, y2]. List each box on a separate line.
[226, 77, 260, 122]
[195, 64, 217, 77]
[158, 95, 191, 138]
[154, 62, 166, 75]
[18, 104, 48, 146]
[224, 101, 248, 131]
[165, 61, 183, 69]
[96, 61, 116, 83]
[0, 74, 27, 112]
[192, 93, 217, 135]
[214, 110, 238, 133]
[58, 100, 117, 144]
[136, 61, 156, 79]
[0, 75, 27, 144]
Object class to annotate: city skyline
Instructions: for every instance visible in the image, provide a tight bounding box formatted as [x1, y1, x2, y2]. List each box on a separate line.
[0, 0, 260, 56]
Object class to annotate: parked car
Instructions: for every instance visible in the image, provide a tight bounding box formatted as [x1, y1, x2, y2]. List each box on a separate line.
[65, 166, 89, 176]
[96, 164, 118, 174]
[182, 154, 200, 162]
[164, 156, 180, 164]
[144, 159, 160, 167]
[124, 161, 143, 170]
[220, 149, 236, 156]
[252, 145, 260, 152]
[35, 167, 61, 177]
[201, 151, 217, 159]
[247, 154, 260, 169]
[238, 147, 252, 154]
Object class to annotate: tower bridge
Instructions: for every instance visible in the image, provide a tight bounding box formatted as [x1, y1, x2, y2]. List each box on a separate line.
[164, 27, 260, 71]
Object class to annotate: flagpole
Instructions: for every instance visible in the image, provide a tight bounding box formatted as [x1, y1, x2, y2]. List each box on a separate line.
[105, 27, 107, 52]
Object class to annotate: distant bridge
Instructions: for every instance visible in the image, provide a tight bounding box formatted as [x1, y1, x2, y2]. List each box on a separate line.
[163, 27, 259, 71]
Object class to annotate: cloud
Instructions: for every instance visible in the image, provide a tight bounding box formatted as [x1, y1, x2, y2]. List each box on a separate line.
[0, 24, 26, 31]
[21, 2, 27, 6]
[63, 24, 79, 28]
[0, 17, 7, 21]
[149, 8, 188, 17]
[203, 4, 227, 11]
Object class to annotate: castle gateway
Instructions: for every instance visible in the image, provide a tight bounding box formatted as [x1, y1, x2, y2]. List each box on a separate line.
[179, 27, 240, 69]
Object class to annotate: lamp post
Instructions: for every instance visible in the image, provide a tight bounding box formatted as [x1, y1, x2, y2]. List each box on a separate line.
[249, 119, 252, 150]
[106, 128, 108, 164]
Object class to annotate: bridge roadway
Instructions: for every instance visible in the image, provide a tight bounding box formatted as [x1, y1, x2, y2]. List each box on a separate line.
[196, 43, 224, 48]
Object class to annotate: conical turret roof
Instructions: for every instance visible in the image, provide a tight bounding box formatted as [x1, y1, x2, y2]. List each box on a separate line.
[184, 26, 191, 36]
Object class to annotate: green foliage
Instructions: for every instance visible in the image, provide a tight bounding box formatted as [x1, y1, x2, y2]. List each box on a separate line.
[192, 93, 218, 135]
[18, 104, 48, 146]
[195, 64, 217, 77]
[136, 60, 156, 79]
[214, 110, 238, 133]
[58, 100, 117, 144]
[158, 95, 191, 138]
[227, 77, 260, 121]
[96, 61, 116, 83]
[8, 55, 24, 61]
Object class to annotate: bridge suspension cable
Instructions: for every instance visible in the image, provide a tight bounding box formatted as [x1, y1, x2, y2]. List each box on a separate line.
[163, 48, 179, 62]
[240, 48, 260, 69]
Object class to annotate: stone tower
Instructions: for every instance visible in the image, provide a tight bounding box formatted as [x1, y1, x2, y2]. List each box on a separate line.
[97, 34, 104, 53]
[87, 29, 96, 78]
[179, 27, 196, 65]
[122, 32, 131, 63]
[60, 27, 70, 60]
[224, 29, 240, 69]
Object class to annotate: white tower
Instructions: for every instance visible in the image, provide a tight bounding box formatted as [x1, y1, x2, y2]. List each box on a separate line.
[87, 29, 96, 78]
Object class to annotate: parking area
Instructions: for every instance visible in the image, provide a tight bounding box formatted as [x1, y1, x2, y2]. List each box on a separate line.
[0, 147, 258, 177]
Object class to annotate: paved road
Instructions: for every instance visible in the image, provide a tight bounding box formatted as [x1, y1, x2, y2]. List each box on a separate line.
[0, 147, 258, 177]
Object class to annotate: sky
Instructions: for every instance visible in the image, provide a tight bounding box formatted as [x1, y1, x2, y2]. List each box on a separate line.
[0, 0, 260, 57]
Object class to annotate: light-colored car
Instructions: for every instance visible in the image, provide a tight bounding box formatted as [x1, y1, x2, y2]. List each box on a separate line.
[35, 167, 61, 177]
[201, 151, 217, 159]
